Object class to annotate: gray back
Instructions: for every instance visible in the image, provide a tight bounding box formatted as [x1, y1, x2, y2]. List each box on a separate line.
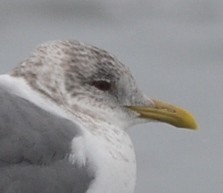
[0, 86, 94, 193]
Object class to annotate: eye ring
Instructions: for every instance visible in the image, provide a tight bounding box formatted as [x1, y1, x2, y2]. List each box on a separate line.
[92, 80, 112, 91]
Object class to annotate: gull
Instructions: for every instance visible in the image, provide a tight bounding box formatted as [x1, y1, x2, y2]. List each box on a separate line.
[0, 40, 197, 193]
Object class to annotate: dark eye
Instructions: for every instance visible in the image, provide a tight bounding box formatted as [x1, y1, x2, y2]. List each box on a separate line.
[92, 80, 112, 91]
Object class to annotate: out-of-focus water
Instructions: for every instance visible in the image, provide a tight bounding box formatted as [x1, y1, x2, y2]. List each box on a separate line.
[1, 1, 223, 192]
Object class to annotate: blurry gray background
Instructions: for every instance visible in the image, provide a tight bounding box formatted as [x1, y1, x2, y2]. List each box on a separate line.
[1, 0, 223, 192]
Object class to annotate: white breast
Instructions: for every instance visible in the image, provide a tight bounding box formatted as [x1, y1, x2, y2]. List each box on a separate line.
[83, 124, 136, 193]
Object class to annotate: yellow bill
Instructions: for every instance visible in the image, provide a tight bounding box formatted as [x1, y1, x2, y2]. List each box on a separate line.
[127, 99, 198, 130]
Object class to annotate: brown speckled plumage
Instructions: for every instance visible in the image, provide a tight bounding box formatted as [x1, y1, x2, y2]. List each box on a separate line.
[11, 40, 149, 129]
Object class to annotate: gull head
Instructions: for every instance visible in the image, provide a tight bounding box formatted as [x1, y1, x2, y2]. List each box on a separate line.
[12, 40, 197, 130]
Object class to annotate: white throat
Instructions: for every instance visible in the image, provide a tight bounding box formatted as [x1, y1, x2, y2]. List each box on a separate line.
[84, 122, 136, 193]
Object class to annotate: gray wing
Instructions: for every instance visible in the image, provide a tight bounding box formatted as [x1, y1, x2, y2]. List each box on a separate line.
[0, 86, 94, 193]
